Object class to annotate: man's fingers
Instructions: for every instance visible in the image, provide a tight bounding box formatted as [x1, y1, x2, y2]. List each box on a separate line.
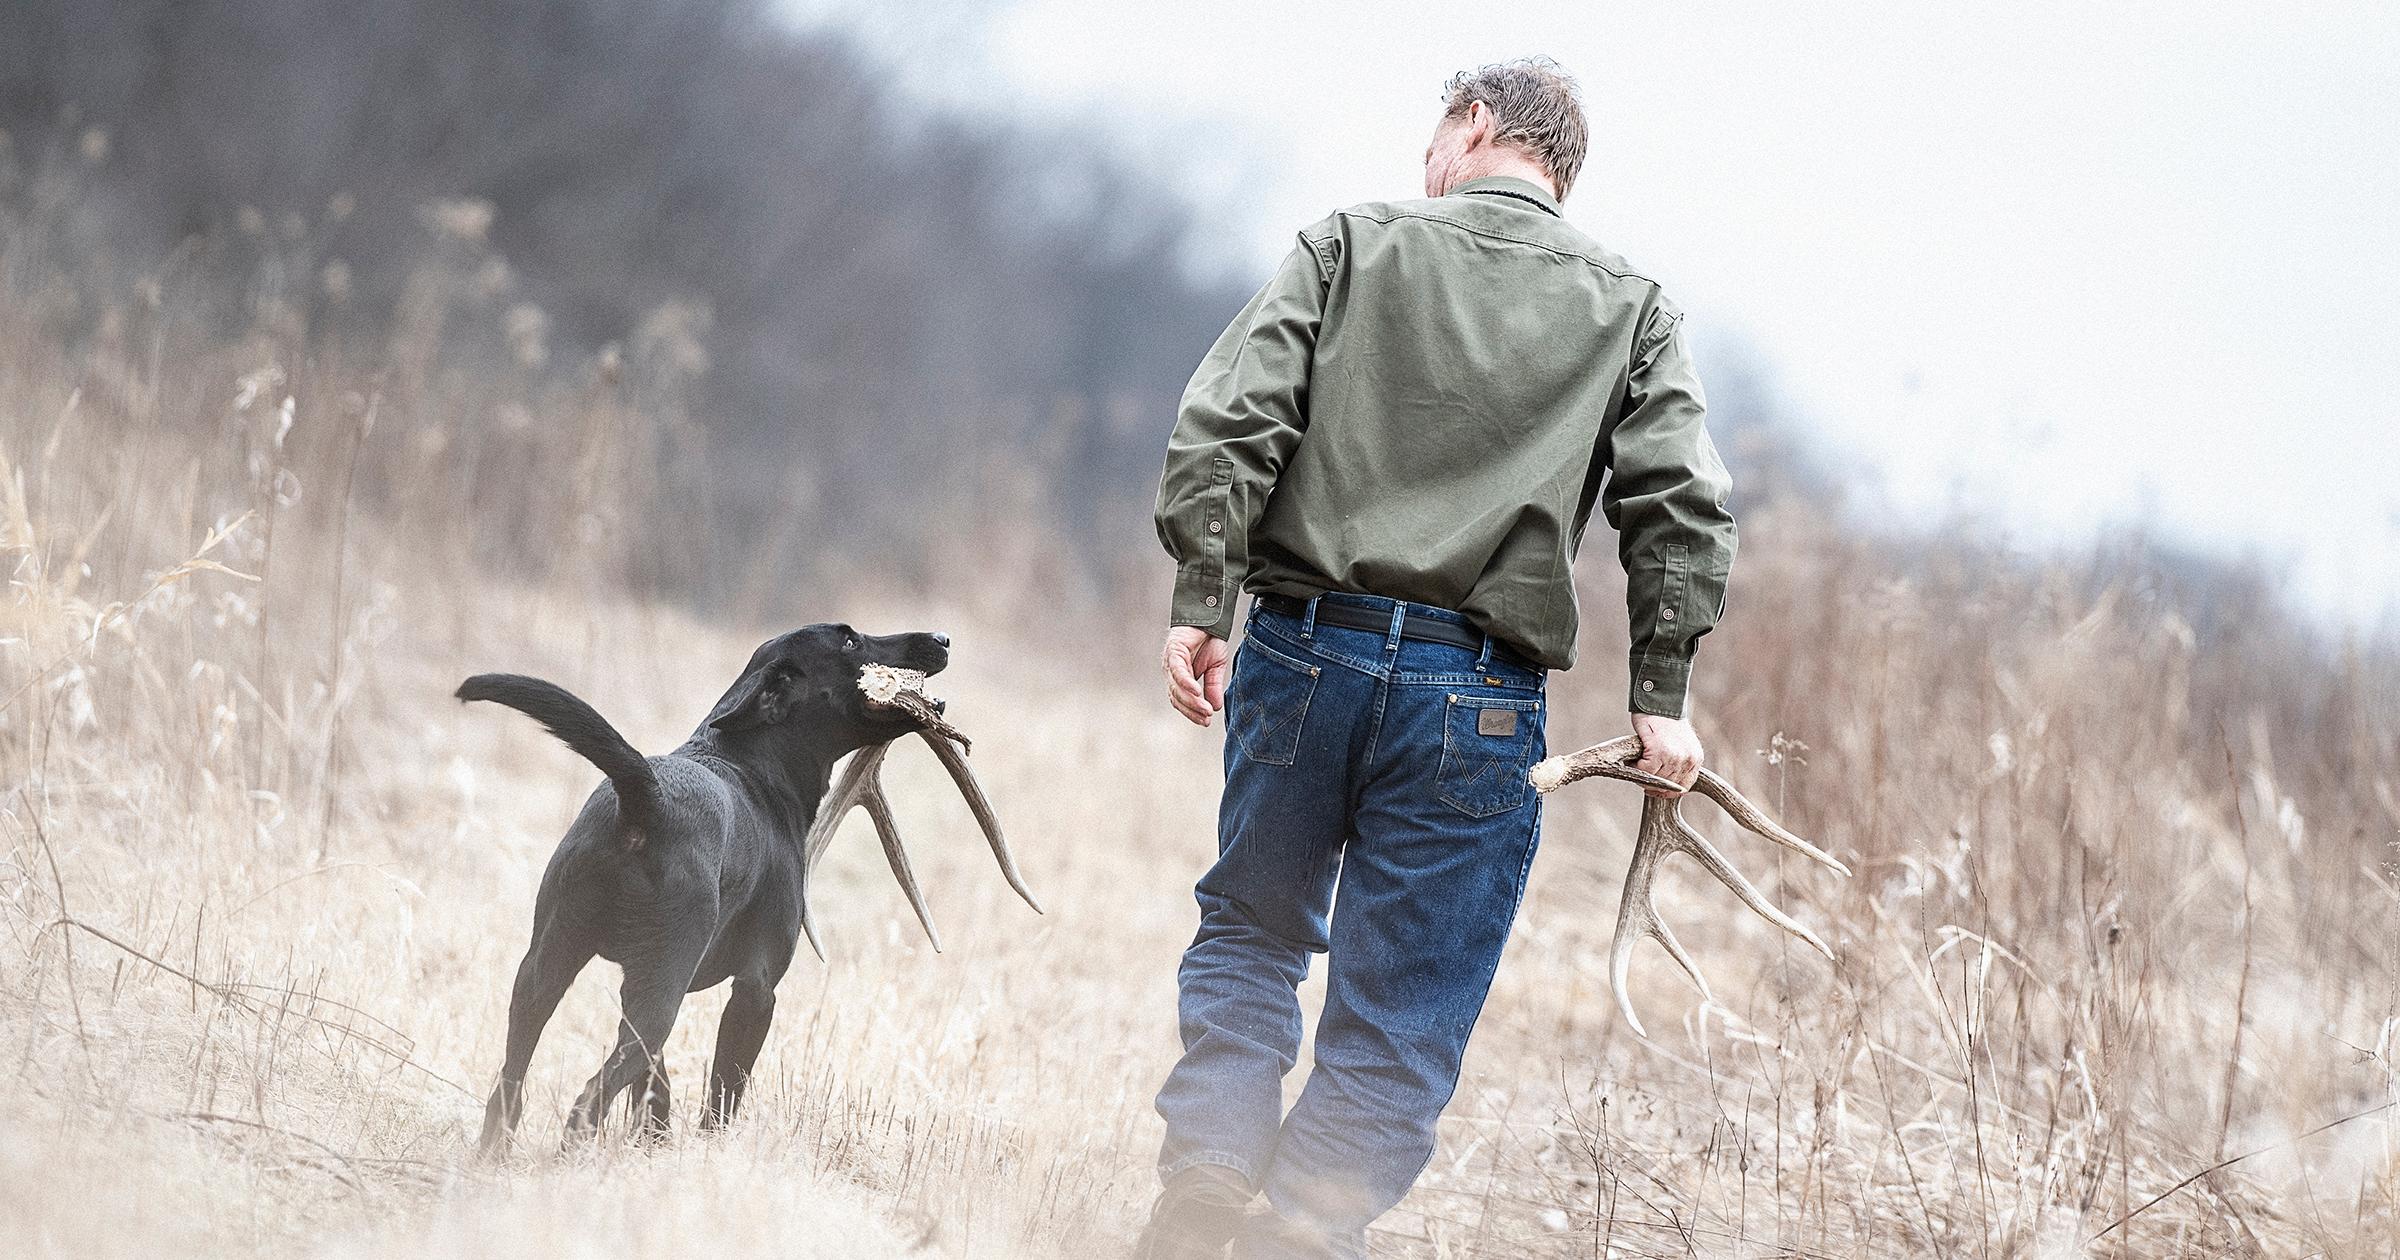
[1202, 656, 1229, 714]
[1168, 691, 1212, 726]
[1637, 750, 1692, 798]
[1162, 643, 1206, 701]
[1164, 670, 1209, 724]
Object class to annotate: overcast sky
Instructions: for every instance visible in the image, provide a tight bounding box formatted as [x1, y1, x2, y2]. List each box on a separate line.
[789, 1, 2400, 629]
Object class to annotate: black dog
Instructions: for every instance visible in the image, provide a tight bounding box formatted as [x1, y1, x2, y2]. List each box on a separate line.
[461, 623, 951, 1151]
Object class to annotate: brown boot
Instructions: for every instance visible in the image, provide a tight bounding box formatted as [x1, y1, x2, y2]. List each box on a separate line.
[1132, 1163, 1254, 1260]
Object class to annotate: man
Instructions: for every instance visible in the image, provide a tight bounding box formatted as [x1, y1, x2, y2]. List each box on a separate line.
[1139, 57, 1737, 1260]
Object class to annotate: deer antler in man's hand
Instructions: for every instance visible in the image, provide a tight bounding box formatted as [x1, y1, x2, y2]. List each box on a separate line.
[1531, 735, 1848, 1037]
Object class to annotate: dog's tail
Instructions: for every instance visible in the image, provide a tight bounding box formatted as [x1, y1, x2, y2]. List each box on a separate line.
[456, 673, 659, 845]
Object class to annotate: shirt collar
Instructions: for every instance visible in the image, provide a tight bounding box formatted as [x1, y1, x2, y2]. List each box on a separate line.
[1449, 175, 1561, 218]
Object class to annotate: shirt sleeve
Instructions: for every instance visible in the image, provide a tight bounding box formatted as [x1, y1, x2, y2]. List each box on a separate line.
[1602, 302, 1738, 718]
[1153, 231, 1332, 638]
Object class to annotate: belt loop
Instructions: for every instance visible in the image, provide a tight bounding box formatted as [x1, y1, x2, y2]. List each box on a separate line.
[1301, 595, 1320, 640]
[1474, 632, 1495, 673]
[1383, 600, 1407, 654]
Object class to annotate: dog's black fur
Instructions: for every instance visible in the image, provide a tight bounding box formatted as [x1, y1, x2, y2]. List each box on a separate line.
[462, 623, 950, 1151]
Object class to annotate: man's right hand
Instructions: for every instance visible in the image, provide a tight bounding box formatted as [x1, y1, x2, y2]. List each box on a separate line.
[1163, 626, 1233, 726]
[1629, 711, 1703, 798]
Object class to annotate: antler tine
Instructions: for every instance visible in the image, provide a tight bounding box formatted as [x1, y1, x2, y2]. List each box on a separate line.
[1609, 802, 1718, 1039]
[801, 909, 825, 963]
[1668, 809, 1836, 961]
[1539, 737, 1848, 1037]
[917, 730, 1044, 915]
[863, 783, 943, 953]
[805, 742, 891, 871]
[800, 731, 1038, 958]
[797, 740, 898, 960]
[1691, 769, 1850, 876]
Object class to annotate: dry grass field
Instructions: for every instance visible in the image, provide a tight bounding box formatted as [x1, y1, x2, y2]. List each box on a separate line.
[4, 183, 2398, 1259]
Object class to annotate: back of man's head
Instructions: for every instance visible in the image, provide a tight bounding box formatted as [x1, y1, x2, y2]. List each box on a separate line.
[1440, 57, 1589, 200]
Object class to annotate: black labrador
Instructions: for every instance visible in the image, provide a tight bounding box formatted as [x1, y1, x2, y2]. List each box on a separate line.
[460, 623, 949, 1151]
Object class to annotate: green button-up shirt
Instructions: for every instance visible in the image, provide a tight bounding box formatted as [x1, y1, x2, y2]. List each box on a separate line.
[1154, 176, 1737, 718]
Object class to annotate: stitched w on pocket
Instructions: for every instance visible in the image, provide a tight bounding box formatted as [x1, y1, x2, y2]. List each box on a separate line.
[1228, 634, 1321, 767]
[1437, 694, 1541, 818]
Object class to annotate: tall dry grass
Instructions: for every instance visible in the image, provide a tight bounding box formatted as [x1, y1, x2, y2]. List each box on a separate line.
[2, 145, 2396, 1259]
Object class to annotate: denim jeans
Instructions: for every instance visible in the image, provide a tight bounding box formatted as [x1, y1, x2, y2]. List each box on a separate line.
[1154, 593, 1548, 1259]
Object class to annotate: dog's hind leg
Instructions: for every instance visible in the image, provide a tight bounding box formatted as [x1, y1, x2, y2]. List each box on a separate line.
[564, 988, 685, 1143]
[701, 972, 779, 1130]
[563, 929, 711, 1143]
[639, 1064, 672, 1142]
[479, 920, 596, 1156]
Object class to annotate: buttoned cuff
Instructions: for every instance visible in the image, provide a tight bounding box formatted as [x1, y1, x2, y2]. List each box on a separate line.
[1629, 651, 1691, 719]
[1171, 565, 1236, 639]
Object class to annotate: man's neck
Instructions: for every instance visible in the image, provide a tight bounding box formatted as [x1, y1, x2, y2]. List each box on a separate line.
[1444, 158, 1556, 200]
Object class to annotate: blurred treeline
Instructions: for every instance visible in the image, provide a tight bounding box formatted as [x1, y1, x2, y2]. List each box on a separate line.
[0, 0, 2327, 667]
[0, 0, 1241, 603]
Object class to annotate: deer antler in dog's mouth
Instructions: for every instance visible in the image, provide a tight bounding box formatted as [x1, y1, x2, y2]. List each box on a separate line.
[796, 664, 1042, 958]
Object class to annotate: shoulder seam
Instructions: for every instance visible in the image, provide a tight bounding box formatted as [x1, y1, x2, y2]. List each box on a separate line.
[1298, 226, 1339, 281]
[1332, 206, 1663, 289]
[1635, 304, 1682, 359]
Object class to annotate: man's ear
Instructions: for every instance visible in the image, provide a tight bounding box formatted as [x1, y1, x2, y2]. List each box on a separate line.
[1466, 100, 1497, 149]
[710, 665, 793, 731]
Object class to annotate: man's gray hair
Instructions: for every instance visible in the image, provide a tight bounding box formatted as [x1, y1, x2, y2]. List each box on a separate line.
[1440, 57, 1589, 200]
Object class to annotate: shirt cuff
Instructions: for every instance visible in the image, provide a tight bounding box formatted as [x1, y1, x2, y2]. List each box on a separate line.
[1171, 565, 1236, 639]
[1629, 651, 1691, 718]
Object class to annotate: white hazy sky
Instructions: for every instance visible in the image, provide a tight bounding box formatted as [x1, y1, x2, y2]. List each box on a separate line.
[790, 1, 2400, 628]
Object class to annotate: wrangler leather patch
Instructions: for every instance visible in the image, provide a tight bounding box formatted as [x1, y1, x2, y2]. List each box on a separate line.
[1477, 708, 1517, 737]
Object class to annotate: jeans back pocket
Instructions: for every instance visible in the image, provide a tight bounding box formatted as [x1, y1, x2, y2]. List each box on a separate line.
[1437, 694, 1542, 817]
[1228, 633, 1321, 767]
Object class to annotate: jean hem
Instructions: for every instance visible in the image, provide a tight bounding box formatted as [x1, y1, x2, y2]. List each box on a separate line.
[1162, 1149, 1260, 1188]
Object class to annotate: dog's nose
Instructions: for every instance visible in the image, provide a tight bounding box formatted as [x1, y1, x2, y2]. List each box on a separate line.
[932, 632, 951, 648]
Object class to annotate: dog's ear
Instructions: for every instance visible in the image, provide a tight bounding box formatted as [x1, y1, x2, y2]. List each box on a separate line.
[710, 665, 795, 731]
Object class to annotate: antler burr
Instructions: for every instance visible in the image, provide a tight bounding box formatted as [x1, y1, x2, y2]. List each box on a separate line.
[1531, 735, 1848, 1037]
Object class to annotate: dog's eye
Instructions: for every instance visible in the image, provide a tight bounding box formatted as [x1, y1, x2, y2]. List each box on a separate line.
[842, 636, 858, 652]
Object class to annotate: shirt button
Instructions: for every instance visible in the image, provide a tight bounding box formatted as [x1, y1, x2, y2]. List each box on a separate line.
[1208, 520, 1223, 534]
[1640, 680, 1656, 693]
[1203, 595, 1219, 608]
[1662, 608, 1677, 621]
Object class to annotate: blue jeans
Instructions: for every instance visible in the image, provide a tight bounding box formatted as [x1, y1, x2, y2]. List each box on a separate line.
[1154, 593, 1548, 1259]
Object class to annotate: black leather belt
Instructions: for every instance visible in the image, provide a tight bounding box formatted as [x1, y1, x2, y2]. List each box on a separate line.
[1256, 595, 1530, 667]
